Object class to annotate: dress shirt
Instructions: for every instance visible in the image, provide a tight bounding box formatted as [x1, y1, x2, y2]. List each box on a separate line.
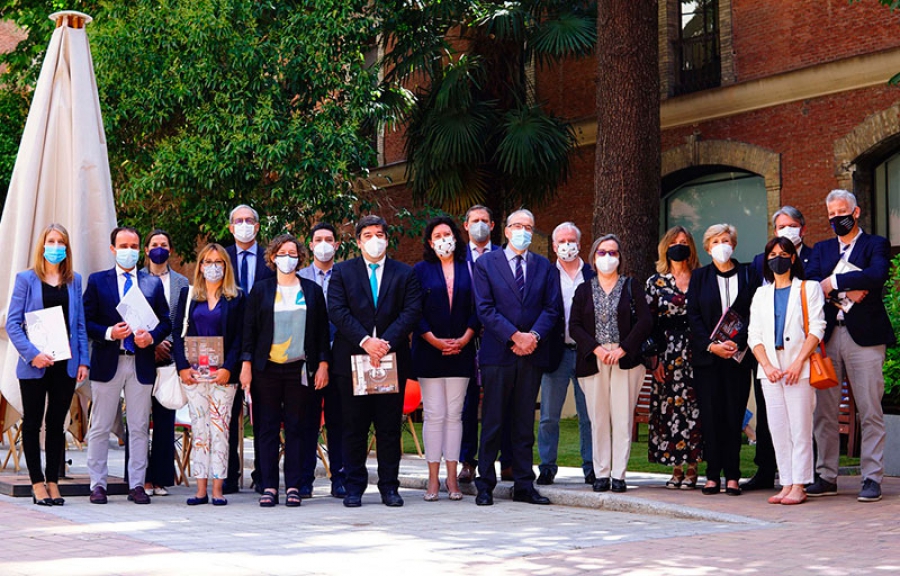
[359, 255, 387, 346]
[156, 269, 171, 303]
[469, 241, 489, 262]
[716, 273, 738, 315]
[105, 265, 138, 342]
[558, 258, 586, 344]
[312, 263, 333, 300]
[504, 246, 528, 281]
[238, 241, 259, 291]
[829, 227, 862, 291]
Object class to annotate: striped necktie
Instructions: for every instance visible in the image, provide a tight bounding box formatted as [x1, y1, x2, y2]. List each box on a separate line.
[514, 255, 525, 296]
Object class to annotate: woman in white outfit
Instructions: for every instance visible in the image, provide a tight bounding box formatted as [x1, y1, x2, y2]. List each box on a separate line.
[748, 236, 825, 505]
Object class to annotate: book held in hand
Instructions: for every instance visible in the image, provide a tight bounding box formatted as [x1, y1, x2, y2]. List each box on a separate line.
[710, 307, 747, 363]
[24, 306, 72, 361]
[351, 353, 399, 395]
[184, 336, 225, 382]
[829, 259, 862, 313]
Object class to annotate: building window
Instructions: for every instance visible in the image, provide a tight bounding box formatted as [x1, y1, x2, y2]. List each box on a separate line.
[662, 170, 767, 264]
[673, 0, 721, 95]
[874, 150, 900, 247]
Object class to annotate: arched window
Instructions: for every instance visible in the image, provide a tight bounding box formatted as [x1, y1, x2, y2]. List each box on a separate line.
[662, 170, 768, 264]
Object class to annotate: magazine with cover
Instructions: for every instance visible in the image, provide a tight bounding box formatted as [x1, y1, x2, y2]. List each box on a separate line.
[351, 352, 399, 395]
[829, 259, 862, 313]
[184, 336, 225, 382]
[24, 306, 72, 361]
[710, 307, 747, 363]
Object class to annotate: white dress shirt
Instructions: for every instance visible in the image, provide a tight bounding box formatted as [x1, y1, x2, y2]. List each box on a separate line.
[105, 265, 138, 342]
[558, 258, 586, 344]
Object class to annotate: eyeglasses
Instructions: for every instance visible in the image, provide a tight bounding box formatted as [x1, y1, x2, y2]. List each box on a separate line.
[508, 223, 534, 232]
[232, 217, 257, 225]
[596, 250, 619, 257]
[202, 260, 226, 266]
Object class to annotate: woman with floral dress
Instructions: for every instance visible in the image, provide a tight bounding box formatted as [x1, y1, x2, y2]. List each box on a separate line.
[645, 226, 703, 490]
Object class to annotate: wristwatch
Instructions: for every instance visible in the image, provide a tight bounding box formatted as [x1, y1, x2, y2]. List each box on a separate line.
[530, 331, 541, 342]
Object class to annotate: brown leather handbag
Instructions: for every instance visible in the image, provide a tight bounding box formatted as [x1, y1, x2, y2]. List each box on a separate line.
[800, 281, 839, 390]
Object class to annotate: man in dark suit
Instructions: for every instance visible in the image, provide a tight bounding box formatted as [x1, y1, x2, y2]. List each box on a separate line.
[472, 209, 560, 505]
[537, 222, 595, 486]
[744, 206, 812, 492]
[84, 227, 171, 504]
[458, 204, 508, 484]
[224, 204, 276, 494]
[328, 215, 422, 507]
[805, 189, 894, 502]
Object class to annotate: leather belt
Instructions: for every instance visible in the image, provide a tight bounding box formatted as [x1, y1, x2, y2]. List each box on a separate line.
[119, 350, 135, 356]
[565, 343, 577, 351]
[835, 320, 847, 327]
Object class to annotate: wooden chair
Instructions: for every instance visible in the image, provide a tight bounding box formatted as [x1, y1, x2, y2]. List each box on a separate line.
[173, 406, 192, 487]
[631, 374, 654, 442]
[838, 378, 860, 458]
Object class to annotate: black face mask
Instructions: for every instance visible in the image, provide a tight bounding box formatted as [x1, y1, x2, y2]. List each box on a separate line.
[667, 244, 691, 262]
[767, 256, 793, 276]
[830, 213, 855, 237]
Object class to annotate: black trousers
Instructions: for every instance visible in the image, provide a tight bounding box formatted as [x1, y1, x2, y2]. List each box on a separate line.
[694, 359, 752, 482]
[19, 363, 76, 484]
[460, 377, 513, 469]
[751, 374, 777, 478]
[226, 387, 259, 488]
[475, 358, 541, 493]
[337, 373, 404, 497]
[299, 375, 344, 487]
[252, 360, 309, 491]
[145, 396, 175, 487]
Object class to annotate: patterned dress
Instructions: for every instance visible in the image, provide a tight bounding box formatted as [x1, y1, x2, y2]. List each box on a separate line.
[645, 273, 702, 466]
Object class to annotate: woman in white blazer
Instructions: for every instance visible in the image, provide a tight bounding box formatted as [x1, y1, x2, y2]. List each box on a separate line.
[748, 237, 825, 506]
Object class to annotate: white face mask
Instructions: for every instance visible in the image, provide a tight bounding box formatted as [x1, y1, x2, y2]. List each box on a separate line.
[313, 242, 336, 262]
[468, 221, 490, 243]
[274, 255, 299, 274]
[433, 236, 456, 258]
[363, 237, 387, 259]
[710, 243, 733, 264]
[233, 222, 257, 244]
[595, 255, 619, 274]
[777, 226, 802, 246]
[556, 242, 579, 262]
[202, 263, 225, 282]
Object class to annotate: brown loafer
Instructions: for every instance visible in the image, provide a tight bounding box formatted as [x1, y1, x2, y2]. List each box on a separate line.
[458, 463, 475, 484]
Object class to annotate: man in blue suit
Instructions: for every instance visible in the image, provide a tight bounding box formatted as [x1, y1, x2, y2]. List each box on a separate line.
[297, 221, 345, 499]
[328, 215, 422, 507]
[472, 209, 560, 505]
[744, 206, 812, 492]
[224, 204, 275, 494]
[84, 227, 171, 504]
[805, 189, 895, 502]
[537, 222, 594, 486]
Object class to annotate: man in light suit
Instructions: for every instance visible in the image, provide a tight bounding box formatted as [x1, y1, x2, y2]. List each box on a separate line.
[806, 189, 894, 502]
[224, 204, 275, 494]
[297, 221, 345, 499]
[84, 227, 171, 504]
[472, 209, 560, 505]
[744, 206, 812, 492]
[328, 215, 422, 507]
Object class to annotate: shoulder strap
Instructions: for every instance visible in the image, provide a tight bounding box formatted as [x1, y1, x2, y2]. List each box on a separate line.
[800, 281, 809, 336]
[181, 286, 194, 339]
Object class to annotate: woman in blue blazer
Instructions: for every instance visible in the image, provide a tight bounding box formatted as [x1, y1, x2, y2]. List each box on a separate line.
[172, 243, 244, 506]
[411, 217, 478, 501]
[6, 224, 89, 506]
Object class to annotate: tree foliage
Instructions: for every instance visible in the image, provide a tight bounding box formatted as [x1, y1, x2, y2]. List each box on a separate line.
[1, 0, 385, 259]
[372, 0, 596, 219]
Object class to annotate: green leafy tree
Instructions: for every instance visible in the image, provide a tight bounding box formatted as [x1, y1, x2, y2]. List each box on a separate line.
[0, 90, 28, 204]
[373, 0, 596, 221]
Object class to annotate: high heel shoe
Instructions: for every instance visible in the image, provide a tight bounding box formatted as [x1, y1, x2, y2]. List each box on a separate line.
[32, 489, 53, 507]
[47, 483, 65, 506]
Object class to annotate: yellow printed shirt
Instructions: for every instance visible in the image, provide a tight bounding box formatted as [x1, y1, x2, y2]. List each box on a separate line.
[268, 284, 307, 364]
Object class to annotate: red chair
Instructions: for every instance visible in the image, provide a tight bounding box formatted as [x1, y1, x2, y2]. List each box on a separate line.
[402, 380, 424, 458]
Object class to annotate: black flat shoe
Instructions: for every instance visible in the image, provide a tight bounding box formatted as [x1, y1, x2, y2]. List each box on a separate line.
[701, 480, 721, 495]
[725, 485, 742, 496]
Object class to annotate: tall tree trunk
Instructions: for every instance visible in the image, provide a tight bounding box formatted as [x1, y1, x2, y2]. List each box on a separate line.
[594, 1, 660, 281]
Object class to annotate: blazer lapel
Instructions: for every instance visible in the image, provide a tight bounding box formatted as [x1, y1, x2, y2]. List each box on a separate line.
[497, 252, 523, 300]
[847, 232, 867, 268]
[106, 269, 121, 304]
[357, 257, 377, 310]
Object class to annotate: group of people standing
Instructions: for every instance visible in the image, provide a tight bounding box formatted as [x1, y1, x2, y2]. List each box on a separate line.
[5, 188, 892, 509]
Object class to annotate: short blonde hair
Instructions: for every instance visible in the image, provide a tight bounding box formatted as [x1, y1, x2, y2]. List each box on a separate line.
[33, 224, 74, 285]
[192, 243, 240, 301]
[702, 224, 738, 253]
[656, 226, 700, 274]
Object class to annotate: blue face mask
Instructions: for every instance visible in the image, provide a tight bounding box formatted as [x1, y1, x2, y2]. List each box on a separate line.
[115, 248, 140, 270]
[509, 228, 533, 251]
[43, 245, 67, 265]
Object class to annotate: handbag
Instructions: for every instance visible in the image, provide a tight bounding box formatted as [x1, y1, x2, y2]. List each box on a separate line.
[800, 281, 839, 390]
[153, 286, 193, 410]
[627, 278, 658, 370]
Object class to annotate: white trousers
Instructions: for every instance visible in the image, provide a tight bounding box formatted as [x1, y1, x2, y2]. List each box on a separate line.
[761, 351, 816, 486]
[419, 377, 469, 463]
[578, 358, 645, 480]
[183, 382, 237, 480]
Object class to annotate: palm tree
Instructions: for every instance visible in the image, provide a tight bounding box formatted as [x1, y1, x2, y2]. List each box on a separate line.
[373, 0, 596, 221]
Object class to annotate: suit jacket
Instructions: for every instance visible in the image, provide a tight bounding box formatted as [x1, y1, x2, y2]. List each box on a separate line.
[172, 287, 245, 378]
[83, 268, 172, 384]
[568, 276, 653, 376]
[226, 243, 275, 294]
[241, 277, 331, 377]
[328, 256, 423, 379]
[751, 243, 811, 280]
[472, 248, 560, 369]
[686, 261, 761, 368]
[465, 243, 501, 277]
[411, 259, 478, 379]
[547, 261, 595, 372]
[805, 231, 895, 346]
[6, 270, 90, 379]
[747, 278, 826, 380]
[141, 266, 190, 344]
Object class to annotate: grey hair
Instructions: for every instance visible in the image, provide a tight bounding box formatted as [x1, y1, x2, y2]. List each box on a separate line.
[230, 204, 260, 224]
[506, 208, 535, 226]
[772, 205, 805, 228]
[825, 189, 857, 211]
[552, 222, 581, 244]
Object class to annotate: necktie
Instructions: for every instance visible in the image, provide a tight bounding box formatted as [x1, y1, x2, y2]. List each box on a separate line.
[240, 250, 250, 294]
[369, 263, 380, 307]
[123, 272, 135, 353]
[514, 254, 525, 296]
[841, 243, 850, 261]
